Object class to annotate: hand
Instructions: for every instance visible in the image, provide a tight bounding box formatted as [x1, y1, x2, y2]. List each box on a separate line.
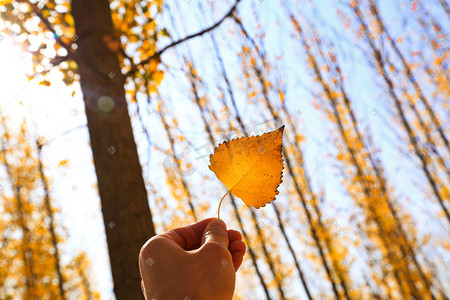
[139, 218, 246, 300]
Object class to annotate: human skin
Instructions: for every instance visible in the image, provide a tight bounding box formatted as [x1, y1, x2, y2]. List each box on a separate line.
[139, 218, 246, 300]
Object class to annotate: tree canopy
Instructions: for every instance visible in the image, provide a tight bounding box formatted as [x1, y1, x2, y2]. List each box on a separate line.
[0, 0, 449, 299]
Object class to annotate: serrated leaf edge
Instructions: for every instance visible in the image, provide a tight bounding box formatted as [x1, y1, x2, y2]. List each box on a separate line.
[208, 126, 285, 208]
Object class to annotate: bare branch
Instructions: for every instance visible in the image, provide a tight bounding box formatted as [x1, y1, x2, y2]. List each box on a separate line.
[126, 0, 241, 76]
[39, 124, 87, 148]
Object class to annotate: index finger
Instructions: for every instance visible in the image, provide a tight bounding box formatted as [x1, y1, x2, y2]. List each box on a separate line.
[161, 218, 217, 250]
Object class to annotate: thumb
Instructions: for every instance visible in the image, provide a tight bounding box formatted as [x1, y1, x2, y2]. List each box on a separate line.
[201, 218, 229, 248]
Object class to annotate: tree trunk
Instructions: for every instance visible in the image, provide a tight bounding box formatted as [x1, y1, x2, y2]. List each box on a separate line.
[37, 145, 66, 300]
[71, 0, 155, 298]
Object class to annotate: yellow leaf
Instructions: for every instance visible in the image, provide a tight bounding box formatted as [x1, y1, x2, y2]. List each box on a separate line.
[209, 126, 285, 217]
[39, 80, 51, 86]
[148, 58, 160, 73]
[153, 70, 164, 85]
[279, 91, 285, 103]
[58, 159, 69, 167]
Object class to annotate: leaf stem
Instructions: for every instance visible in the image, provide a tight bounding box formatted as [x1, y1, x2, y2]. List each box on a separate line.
[217, 189, 231, 219]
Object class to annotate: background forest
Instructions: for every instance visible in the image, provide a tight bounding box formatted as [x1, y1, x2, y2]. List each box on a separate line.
[0, 0, 449, 299]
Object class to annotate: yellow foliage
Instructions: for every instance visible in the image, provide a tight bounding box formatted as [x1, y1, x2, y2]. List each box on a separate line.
[153, 70, 164, 85]
[209, 126, 285, 209]
[278, 91, 285, 103]
[58, 159, 69, 167]
[0, 119, 99, 299]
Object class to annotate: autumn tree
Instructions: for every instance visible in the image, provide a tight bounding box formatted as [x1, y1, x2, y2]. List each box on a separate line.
[0, 116, 99, 299]
[0, 0, 240, 298]
[1, 0, 449, 299]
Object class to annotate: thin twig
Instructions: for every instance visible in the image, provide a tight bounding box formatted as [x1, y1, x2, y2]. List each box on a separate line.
[20, 0, 73, 78]
[126, 0, 241, 76]
[22, 0, 72, 53]
[39, 124, 87, 147]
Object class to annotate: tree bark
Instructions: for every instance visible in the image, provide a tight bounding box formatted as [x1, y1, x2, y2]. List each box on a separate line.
[71, 0, 155, 298]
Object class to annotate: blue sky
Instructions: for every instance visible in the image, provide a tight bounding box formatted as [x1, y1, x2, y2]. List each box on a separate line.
[1, 0, 449, 298]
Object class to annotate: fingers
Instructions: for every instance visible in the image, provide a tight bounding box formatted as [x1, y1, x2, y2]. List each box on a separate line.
[229, 240, 246, 254]
[227, 229, 245, 270]
[228, 229, 242, 243]
[201, 218, 229, 248]
[229, 240, 246, 271]
[157, 218, 244, 257]
[146, 217, 246, 272]
[162, 218, 217, 249]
